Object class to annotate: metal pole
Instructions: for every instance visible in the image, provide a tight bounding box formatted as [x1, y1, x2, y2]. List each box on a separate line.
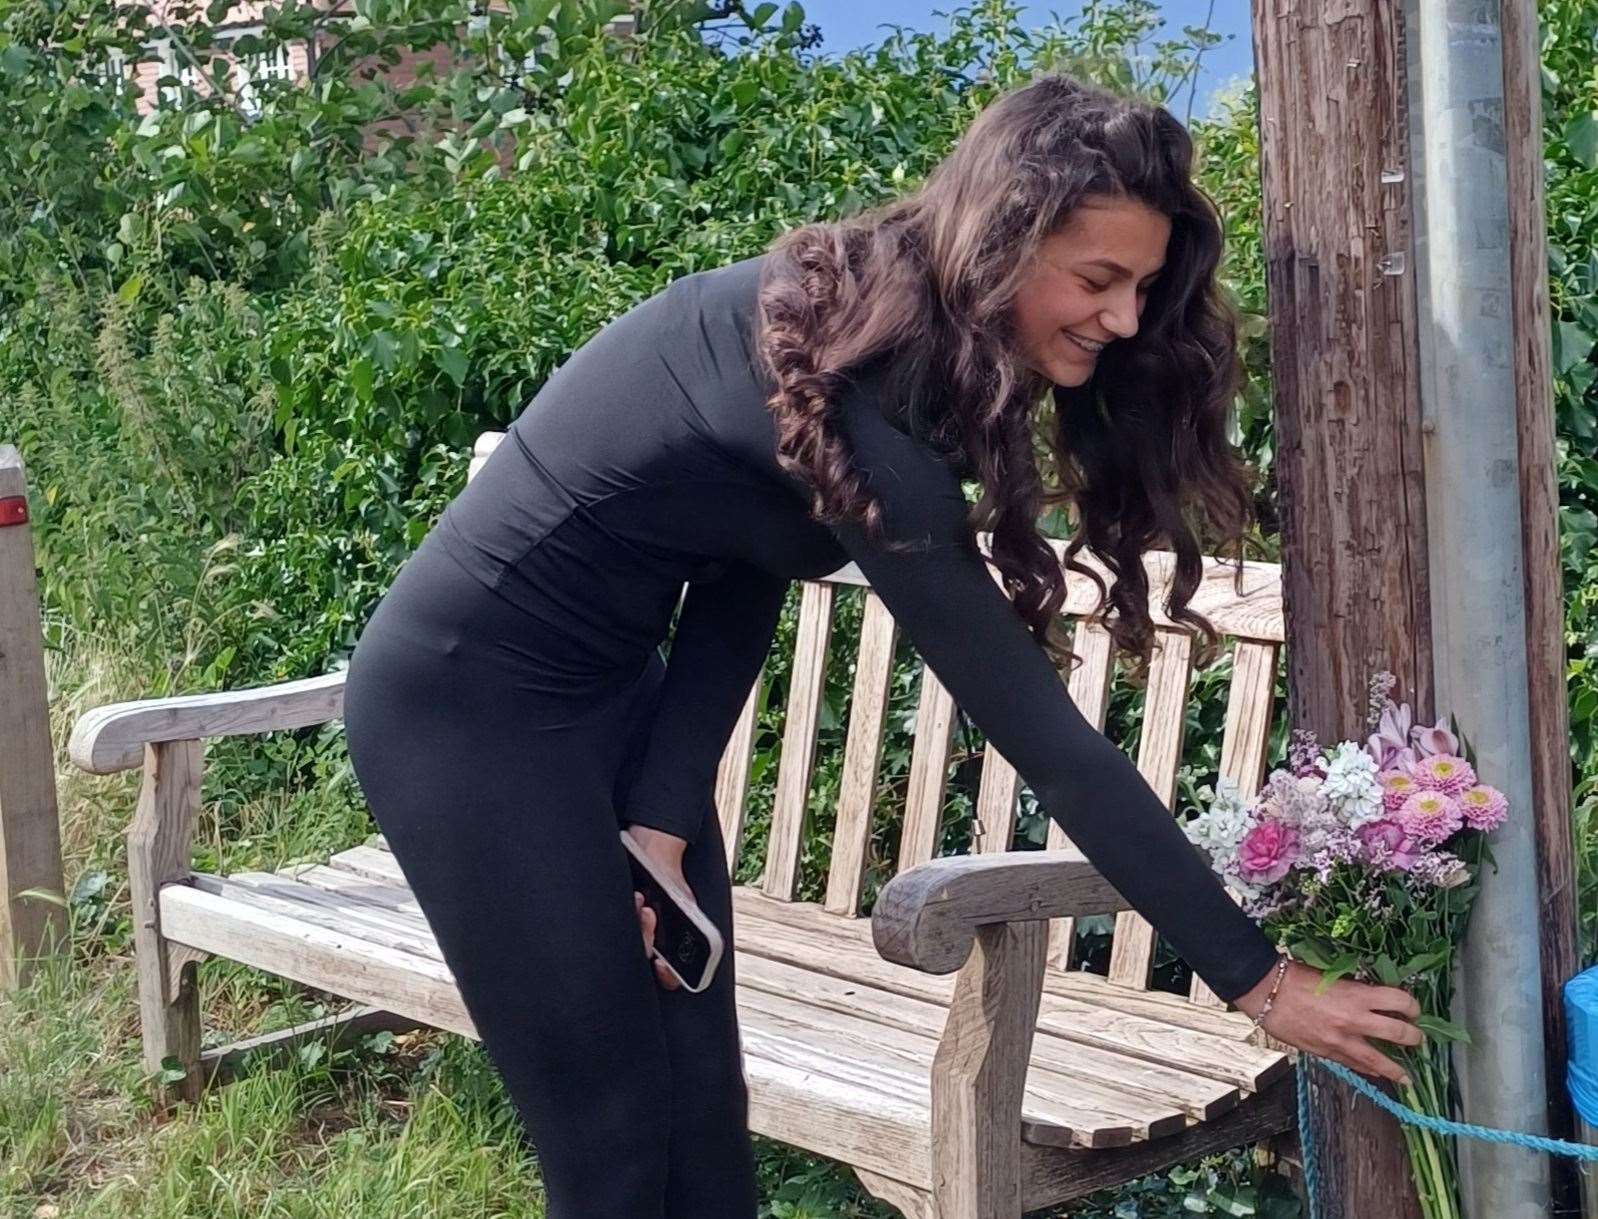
[1404, 1, 1553, 1213]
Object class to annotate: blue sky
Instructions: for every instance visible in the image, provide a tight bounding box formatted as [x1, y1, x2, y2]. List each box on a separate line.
[778, 2, 1253, 120]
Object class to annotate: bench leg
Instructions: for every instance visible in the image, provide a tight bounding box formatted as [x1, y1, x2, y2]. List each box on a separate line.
[127, 741, 206, 1107]
[136, 949, 205, 1106]
[929, 921, 1048, 1219]
[855, 1168, 934, 1219]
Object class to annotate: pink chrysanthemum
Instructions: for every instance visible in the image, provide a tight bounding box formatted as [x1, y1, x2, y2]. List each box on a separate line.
[1378, 767, 1422, 812]
[1410, 753, 1477, 796]
[1396, 789, 1465, 844]
[1458, 783, 1509, 832]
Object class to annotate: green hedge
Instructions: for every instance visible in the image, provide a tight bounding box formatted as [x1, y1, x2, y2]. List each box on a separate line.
[3, 0, 1595, 959]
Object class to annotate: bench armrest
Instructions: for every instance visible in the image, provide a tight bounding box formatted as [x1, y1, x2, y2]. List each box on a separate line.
[70, 671, 347, 775]
[870, 849, 1131, 973]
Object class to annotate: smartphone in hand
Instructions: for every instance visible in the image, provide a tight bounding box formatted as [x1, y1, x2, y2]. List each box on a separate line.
[620, 828, 724, 993]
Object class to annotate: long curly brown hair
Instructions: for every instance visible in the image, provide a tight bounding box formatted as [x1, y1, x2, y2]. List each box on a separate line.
[754, 72, 1257, 679]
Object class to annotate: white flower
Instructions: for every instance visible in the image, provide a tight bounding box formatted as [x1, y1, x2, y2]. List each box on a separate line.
[1321, 740, 1384, 827]
[1184, 777, 1255, 874]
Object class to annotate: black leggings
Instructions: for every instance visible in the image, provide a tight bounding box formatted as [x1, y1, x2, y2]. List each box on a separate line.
[342, 537, 758, 1219]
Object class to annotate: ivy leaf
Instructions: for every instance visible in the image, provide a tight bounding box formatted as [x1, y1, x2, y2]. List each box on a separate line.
[363, 329, 401, 373]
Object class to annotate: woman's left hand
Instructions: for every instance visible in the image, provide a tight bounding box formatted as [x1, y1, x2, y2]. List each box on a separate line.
[629, 825, 693, 990]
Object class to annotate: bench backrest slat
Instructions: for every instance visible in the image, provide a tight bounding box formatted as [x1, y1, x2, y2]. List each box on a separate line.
[762, 580, 834, 900]
[715, 675, 764, 875]
[1219, 639, 1279, 805]
[1042, 617, 1117, 970]
[823, 591, 898, 914]
[1106, 627, 1195, 989]
[467, 431, 1283, 1005]
[897, 668, 958, 875]
[1187, 636, 1281, 1005]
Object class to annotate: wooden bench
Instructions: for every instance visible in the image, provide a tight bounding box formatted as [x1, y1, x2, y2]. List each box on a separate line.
[69, 430, 1297, 1218]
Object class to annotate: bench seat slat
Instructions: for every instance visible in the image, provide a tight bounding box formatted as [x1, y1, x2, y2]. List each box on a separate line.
[159, 883, 478, 1038]
[291, 854, 1255, 1118]
[740, 961, 1191, 1144]
[730, 888, 1289, 1094]
[738, 953, 1238, 1123]
[740, 1034, 934, 1185]
[193, 872, 441, 959]
[739, 985, 1143, 1149]
[325, 843, 409, 886]
[276, 862, 424, 916]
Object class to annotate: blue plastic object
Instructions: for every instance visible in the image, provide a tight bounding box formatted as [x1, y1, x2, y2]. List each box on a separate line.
[1565, 965, 1598, 1126]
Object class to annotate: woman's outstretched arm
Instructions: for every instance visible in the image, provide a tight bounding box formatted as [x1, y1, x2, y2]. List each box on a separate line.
[821, 373, 1281, 1004]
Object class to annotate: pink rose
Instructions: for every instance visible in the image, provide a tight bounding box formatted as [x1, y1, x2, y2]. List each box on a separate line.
[1236, 819, 1301, 885]
[1356, 818, 1425, 872]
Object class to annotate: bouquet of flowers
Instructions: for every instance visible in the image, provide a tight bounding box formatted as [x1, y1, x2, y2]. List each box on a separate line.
[1183, 671, 1509, 1219]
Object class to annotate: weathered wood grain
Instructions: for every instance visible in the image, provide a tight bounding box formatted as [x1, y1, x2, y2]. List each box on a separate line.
[129, 741, 207, 1103]
[70, 672, 346, 775]
[0, 446, 65, 990]
[871, 850, 1130, 975]
[825, 592, 899, 915]
[1253, 0, 1430, 1210]
[762, 581, 833, 900]
[1046, 617, 1116, 972]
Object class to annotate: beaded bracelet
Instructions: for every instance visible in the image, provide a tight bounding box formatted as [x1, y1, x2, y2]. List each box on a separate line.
[1248, 954, 1291, 1032]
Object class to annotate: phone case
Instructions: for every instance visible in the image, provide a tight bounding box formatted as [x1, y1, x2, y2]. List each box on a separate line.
[619, 828, 725, 992]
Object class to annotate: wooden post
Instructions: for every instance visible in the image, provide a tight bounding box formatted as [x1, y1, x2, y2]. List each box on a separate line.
[0, 445, 67, 990]
[1251, 3, 1428, 1215]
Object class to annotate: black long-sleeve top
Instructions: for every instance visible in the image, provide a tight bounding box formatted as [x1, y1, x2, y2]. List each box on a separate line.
[433, 251, 1281, 1004]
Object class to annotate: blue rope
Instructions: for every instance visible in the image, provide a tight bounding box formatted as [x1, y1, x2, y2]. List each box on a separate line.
[1294, 1054, 1598, 1218]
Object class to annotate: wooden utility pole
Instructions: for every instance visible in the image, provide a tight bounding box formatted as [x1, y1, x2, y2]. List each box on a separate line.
[0, 445, 66, 990]
[1252, 1, 1430, 1214]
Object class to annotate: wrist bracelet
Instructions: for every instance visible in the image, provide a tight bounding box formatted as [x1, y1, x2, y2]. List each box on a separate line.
[1248, 954, 1290, 1032]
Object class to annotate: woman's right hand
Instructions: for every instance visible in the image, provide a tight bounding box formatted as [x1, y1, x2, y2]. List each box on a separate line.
[1238, 957, 1425, 1087]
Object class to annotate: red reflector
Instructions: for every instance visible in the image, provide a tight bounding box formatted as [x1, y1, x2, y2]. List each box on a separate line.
[0, 496, 29, 526]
